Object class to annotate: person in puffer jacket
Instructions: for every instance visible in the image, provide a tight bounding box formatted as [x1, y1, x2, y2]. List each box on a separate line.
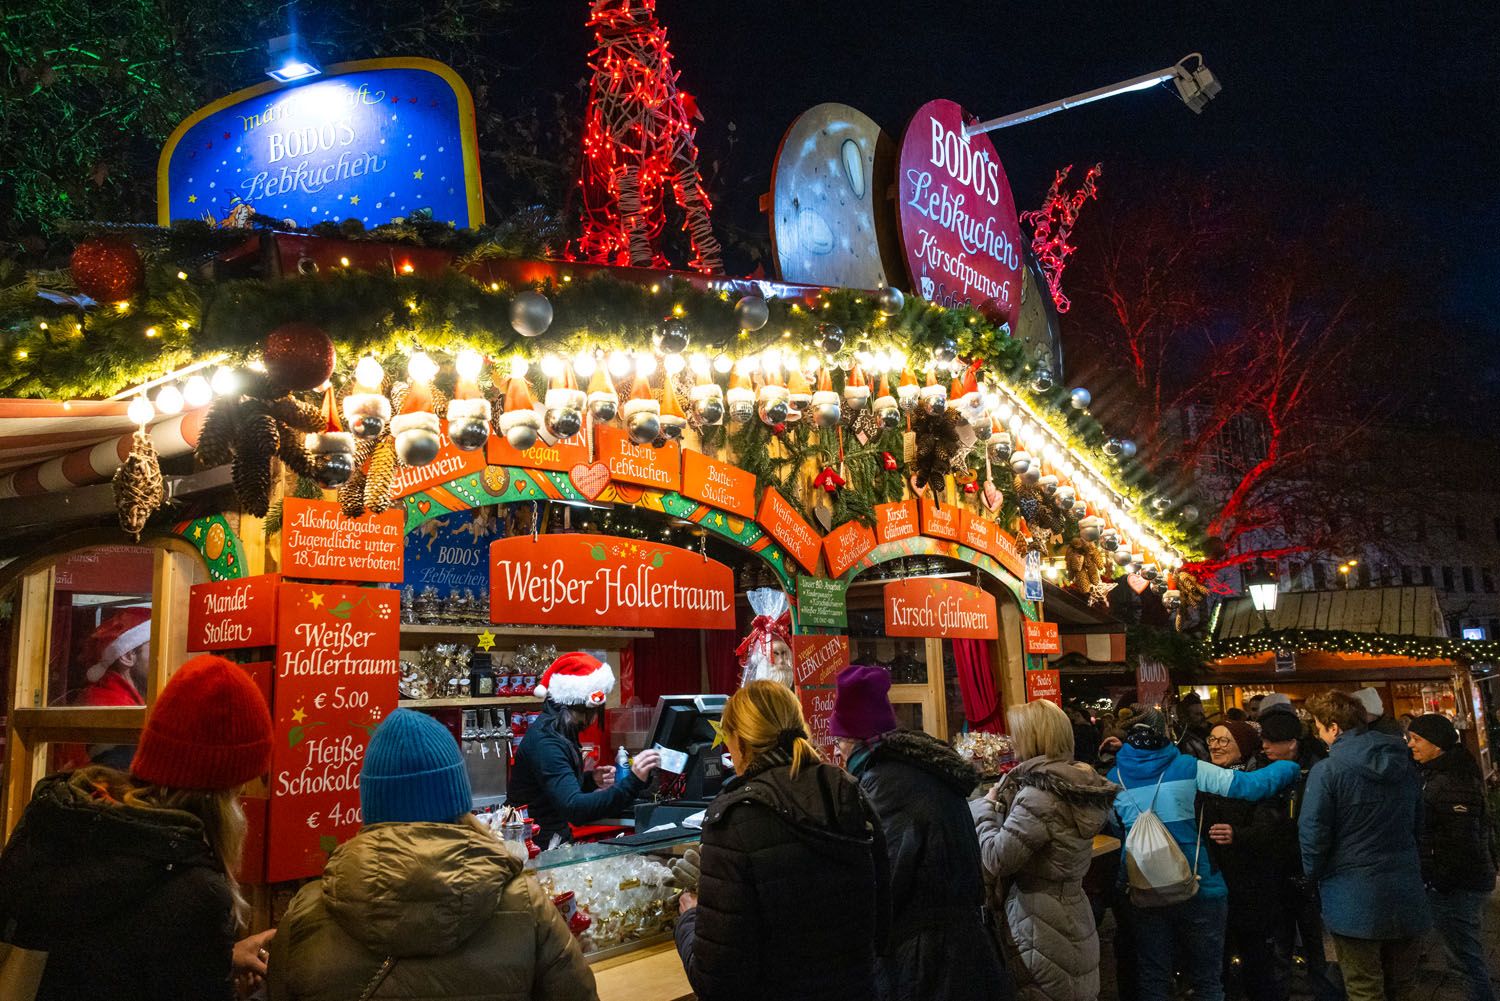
[267, 709, 596, 1001]
[974, 698, 1119, 1001]
[675, 680, 890, 1001]
[1106, 705, 1298, 1001]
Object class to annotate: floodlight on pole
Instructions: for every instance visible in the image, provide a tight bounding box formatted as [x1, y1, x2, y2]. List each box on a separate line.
[965, 53, 1221, 138]
[266, 34, 321, 84]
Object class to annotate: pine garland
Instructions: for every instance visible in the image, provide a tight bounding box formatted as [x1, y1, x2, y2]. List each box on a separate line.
[1213, 629, 1500, 664]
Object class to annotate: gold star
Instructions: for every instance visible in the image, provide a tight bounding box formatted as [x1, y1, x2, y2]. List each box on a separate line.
[412, 169, 424, 180]
[192, 525, 203, 539]
[187, 194, 198, 204]
[349, 195, 360, 206]
[291, 707, 306, 724]
[708, 717, 729, 749]
[308, 591, 325, 609]
[476, 630, 496, 652]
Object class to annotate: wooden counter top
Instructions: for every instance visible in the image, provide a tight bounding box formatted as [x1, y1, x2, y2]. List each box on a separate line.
[1092, 834, 1121, 857]
[593, 940, 693, 1001]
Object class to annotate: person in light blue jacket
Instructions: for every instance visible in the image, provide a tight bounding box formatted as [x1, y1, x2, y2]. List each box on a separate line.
[1106, 706, 1299, 1001]
[1300, 690, 1430, 1001]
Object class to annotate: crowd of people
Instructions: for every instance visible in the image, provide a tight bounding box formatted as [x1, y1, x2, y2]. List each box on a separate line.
[0, 652, 1495, 1001]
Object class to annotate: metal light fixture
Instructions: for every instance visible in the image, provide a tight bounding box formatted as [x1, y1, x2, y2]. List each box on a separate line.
[1246, 560, 1279, 629]
[266, 35, 321, 83]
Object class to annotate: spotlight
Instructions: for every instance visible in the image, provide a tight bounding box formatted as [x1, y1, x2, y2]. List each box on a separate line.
[266, 35, 321, 83]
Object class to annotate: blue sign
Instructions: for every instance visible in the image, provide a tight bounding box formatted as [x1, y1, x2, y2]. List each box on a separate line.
[159, 58, 482, 229]
[404, 508, 506, 598]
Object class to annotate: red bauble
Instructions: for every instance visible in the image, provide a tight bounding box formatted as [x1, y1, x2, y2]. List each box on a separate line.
[772, 422, 786, 436]
[70, 238, 144, 302]
[263, 322, 336, 391]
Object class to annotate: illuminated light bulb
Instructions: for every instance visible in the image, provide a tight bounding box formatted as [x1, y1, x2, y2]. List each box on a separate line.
[983, 393, 1000, 413]
[407, 351, 438, 384]
[247, 359, 267, 373]
[508, 356, 529, 380]
[144, 326, 158, 338]
[339, 257, 350, 267]
[608, 351, 632, 378]
[211, 367, 239, 397]
[760, 349, 782, 376]
[183, 375, 212, 408]
[871, 352, 889, 372]
[127, 395, 154, 426]
[574, 352, 597, 379]
[154, 384, 184, 415]
[890, 350, 907, 369]
[176, 271, 188, 280]
[713, 353, 734, 375]
[540, 354, 565, 379]
[803, 355, 819, 373]
[635, 354, 658, 378]
[690, 353, 710, 378]
[996, 402, 1013, 422]
[664, 353, 686, 376]
[455, 349, 484, 383]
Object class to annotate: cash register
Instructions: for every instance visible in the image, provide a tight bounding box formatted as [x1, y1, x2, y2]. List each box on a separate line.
[628, 693, 729, 833]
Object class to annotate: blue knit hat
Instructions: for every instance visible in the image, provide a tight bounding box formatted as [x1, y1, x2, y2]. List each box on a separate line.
[361, 709, 472, 825]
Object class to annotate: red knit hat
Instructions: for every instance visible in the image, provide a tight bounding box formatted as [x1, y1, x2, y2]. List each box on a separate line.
[131, 655, 273, 790]
[535, 652, 615, 707]
[83, 607, 152, 683]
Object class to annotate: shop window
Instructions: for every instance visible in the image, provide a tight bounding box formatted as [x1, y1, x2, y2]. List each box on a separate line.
[1443, 567, 1456, 592]
[1401, 566, 1414, 586]
[1456, 515, 1469, 541]
[1484, 569, 1495, 594]
[1463, 567, 1475, 593]
[1422, 566, 1434, 586]
[45, 545, 155, 709]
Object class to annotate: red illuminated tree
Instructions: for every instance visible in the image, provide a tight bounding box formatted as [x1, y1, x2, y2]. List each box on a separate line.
[1020, 163, 1102, 313]
[574, 0, 723, 273]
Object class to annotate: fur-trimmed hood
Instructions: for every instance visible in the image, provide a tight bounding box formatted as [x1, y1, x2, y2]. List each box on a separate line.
[999, 755, 1119, 838]
[859, 729, 979, 795]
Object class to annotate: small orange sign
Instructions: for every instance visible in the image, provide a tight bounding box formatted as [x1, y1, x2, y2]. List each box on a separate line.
[875, 499, 919, 544]
[188, 574, 280, 651]
[918, 496, 962, 541]
[489, 534, 735, 630]
[281, 498, 404, 583]
[993, 525, 1027, 580]
[794, 634, 850, 688]
[1025, 668, 1062, 706]
[486, 427, 591, 472]
[392, 434, 487, 499]
[1024, 620, 1062, 654]
[681, 449, 756, 518]
[757, 487, 823, 573]
[823, 519, 877, 579]
[884, 577, 998, 640]
[595, 425, 682, 492]
[961, 509, 1002, 561]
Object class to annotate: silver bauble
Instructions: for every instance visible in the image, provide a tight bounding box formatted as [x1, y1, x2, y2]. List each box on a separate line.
[1030, 366, 1055, 393]
[1040, 474, 1058, 497]
[1055, 485, 1076, 508]
[874, 286, 905, 317]
[1101, 532, 1119, 552]
[1182, 504, 1201, 524]
[311, 451, 355, 488]
[1152, 495, 1173, 513]
[1071, 500, 1089, 520]
[974, 420, 993, 442]
[877, 405, 901, 430]
[1103, 438, 1124, 457]
[1151, 578, 1169, 594]
[989, 433, 1013, 464]
[589, 398, 618, 422]
[395, 427, 441, 467]
[546, 406, 584, 440]
[818, 323, 845, 355]
[1022, 465, 1041, 485]
[448, 418, 490, 452]
[1009, 450, 1031, 475]
[1069, 387, 1092, 410]
[509, 290, 553, 338]
[350, 414, 386, 440]
[933, 341, 958, 364]
[1141, 563, 1160, 581]
[759, 399, 789, 425]
[1080, 516, 1105, 542]
[695, 395, 725, 426]
[735, 295, 770, 331]
[1164, 589, 1182, 610]
[628, 411, 660, 445]
[1113, 549, 1135, 567]
[655, 316, 690, 354]
[813, 401, 842, 429]
[1119, 439, 1138, 459]
[729, 398, 756, 424]
[505, 424, 538, 451]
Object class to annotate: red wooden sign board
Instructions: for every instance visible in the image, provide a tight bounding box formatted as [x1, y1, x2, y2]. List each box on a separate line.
[794, 635, 848, 763]
[757, 487, 823, 574]
[823, 519, 877, 580]
[267, 582, 400, 883]
[595, 425, 682, 492]
[681, 449, 756, 518]
[391, 433, 487, 500]
[918, 496, 962, 542]
[489, 534, 735, 630]
[884, 577, 998, 640]
[1025, 668, 1062, 706]
[895, 98, 1023, 333]
[281, 498, 404, 583]
[1024, 620, 1061, 654]
[486, 426, 591, 472]
[188, 574, 279, 651]
[875, 499, 919, 544]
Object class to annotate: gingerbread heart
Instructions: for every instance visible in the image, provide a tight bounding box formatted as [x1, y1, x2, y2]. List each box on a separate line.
[569, 462, 611, 501]
[982, 482, 1003, 513]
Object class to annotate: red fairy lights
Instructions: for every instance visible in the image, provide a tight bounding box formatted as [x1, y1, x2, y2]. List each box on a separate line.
[1019, 163, 1102, 314]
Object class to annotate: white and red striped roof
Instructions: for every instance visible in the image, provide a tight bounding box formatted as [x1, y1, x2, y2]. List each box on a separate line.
[0, 400, 207, 499]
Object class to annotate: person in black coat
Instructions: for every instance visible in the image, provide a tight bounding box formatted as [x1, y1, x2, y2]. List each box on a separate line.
[506, 653, 659, 847]
[830, 665, 1008, 1001]
[676, 680, 890, 1001]
[1408, 713, 1499, 1001]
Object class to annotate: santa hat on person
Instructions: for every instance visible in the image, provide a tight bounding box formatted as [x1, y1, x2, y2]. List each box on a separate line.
[535, 651, 616, 707]
[84, 607, 152, 683]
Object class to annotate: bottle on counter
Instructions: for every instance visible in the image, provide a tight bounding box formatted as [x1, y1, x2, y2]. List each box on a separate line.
[615, 745, 631, 781]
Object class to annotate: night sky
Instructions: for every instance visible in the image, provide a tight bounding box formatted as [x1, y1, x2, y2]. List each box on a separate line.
[507, 0, 1499, 331]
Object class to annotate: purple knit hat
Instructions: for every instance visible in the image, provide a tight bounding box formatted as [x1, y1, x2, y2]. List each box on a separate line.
[829, 664, 899, 740]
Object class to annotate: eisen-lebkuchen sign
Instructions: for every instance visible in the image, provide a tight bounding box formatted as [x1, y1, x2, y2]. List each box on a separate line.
[489, 534, 735, 630]
[883, 577, 999, 640]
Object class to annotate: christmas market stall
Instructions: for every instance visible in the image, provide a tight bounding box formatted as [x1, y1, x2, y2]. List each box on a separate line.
[0, 15, 1207, 995]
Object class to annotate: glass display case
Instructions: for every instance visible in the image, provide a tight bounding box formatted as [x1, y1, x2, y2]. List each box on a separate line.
[530, 829, 701, 961]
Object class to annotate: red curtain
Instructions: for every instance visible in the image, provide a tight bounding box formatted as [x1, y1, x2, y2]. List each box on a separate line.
[954, 639, 1005, 733]
[629, 629, 704, 704]
[705, 629, 740, 694]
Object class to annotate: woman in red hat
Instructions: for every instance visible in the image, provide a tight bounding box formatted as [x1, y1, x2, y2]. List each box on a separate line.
[0, 654, 274, 1001]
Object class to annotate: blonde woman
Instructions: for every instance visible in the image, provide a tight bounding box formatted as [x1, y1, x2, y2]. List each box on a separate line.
[973, 699, 1120, 1001]
[675, 680, 890, 1001]
[0, 655, 274, 1001]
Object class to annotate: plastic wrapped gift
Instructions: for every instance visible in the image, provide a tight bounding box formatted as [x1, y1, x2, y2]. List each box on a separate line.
[537, 852, 679, 952]
[954, 731, 1016, 779]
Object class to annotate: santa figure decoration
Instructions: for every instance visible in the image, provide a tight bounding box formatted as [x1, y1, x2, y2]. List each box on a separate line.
[735, 588, 793, 689]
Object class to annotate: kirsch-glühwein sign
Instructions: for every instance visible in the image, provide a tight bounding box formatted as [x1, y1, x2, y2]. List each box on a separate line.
[1023, 620, 1061, 654]
[895, 99, 1023, 332]
[884, 577, 998, 640]
[188, 574, 279, 651]
[489, 534, 734, 630]
[875, 499, 919, 544]
[281, 498, 404, 583]
[267, 582, 399, 882]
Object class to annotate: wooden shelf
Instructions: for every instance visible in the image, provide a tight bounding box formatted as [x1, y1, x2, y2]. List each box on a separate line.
[398, 695, 543, 709]
[399, 624, 654, 641]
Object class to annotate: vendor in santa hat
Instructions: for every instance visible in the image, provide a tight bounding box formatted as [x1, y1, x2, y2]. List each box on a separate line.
[507, 652, 660, 848]
[65, 607, 151, 770]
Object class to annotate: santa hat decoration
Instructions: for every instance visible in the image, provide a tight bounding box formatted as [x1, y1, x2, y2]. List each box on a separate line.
[343, 372, 393, 441]
[84, 607, 152, 683]
[499, 377, 542, 450]
[305, 389, 357, 487]
[535, 651, 616, 707]
[897, 366, 920, 411]
[843, 365, 871, 411]
[874, 372, 898, 413]
[689, 369, 725, 425]
[786, 366, 813, 410]
[658, 374, 688, 440]
[958, 366, 983, 418]
[544, 366, 586, 440]
[445, 371, 492, 453]
[811, 368, 841, 428]
[587, 366, 619, 421]
[727, 366, 756, 422]
[391, 381, 442, 466]
[920, 368, 948, 411]
[623, 376, 661, 444]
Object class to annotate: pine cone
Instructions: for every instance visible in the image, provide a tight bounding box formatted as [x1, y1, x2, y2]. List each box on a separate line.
[232, 450, 275, 518]
[196, 399, 240, 467]
[238, 410, 281, 456]
[265, 396, 325, 433]
[338, 435, 380, 517]
[363, 437, 397, 513]
[278, 432, 315, 478]
[113, 431, 163, 540]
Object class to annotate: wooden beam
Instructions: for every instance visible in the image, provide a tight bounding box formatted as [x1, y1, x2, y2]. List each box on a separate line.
[3, 567, 54, 838]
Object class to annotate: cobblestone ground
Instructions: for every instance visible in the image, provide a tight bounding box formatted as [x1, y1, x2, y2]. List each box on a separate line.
[1097, 892, 1500, 1000]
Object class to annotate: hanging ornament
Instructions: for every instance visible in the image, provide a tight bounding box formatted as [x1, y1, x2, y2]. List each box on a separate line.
[758, 377, 790, 426]
[343, 358, 391, 440]
[499, 377, 542, 451]
[933, 340, 958, 364]
[1079, 515, 1105, 542]
[1152, 495, 1173, 513]
[1103, 438, 1124, 457]
[874, 285, 905, 317]
[446, 398, 492, 451]
[391, 383, 441, 467]
[544, 367, 586, 440]
[1141, 563, 1160, 581]
[811, 369, 842, 429]
[1070, 499, 1088, 520]
[785, 367, 813, 421]
[1054, 484, 1076, 508]
[963, 480, 978, 495]
[897, 367, 920, 413]
[509, 290, 553, 337]
[658, 376, 688, 441]
[1021, 463, 1042, 485]
[1069, 387, 1092, 410]
[881, 451, 898, 472]
[623, 377, 662, 445]
[818, 323, 845, 355]
[735, 294, 770, 331]
[70, 237, 144, 302]
[586, 366, 619, 422]
[113, 429, 163, 540]
[263, 322, 336, 392]
[873, 374, 900, 429]
[988, 428, 1013, 464]
[655, 315, 690, 354]
[1181, 504, 1201, 524]
[1113, 548, 1135, 567]
[812, 466, 846, 493]
[1039, 474, 1058, 498]
[306, 390, 357, 487]
[1119, 439, 1138, 459]
[843, 366, 871, 412]
[1100, 529, 1120, 552]
[727, 367, 756, 424]
[1009, 449, 1032, 475]
[919, 370, 947, 414]
[1164, 589, 1183, 611]
[1030, 363, 1055, 393]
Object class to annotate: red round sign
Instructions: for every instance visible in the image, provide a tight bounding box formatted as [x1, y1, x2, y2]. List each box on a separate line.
[894, 99, 1023, 332]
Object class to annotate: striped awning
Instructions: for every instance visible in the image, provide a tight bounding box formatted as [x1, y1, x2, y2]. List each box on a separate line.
[0, 400, 207, 499]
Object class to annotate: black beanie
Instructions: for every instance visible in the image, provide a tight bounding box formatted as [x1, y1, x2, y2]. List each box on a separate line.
[1257, 709, 1303, 743]
[1408, 713, 1459, 750]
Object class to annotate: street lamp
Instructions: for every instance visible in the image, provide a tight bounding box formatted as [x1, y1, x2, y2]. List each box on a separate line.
[965, 53, 1221, 138]
[1246, 560, 1279, 630]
